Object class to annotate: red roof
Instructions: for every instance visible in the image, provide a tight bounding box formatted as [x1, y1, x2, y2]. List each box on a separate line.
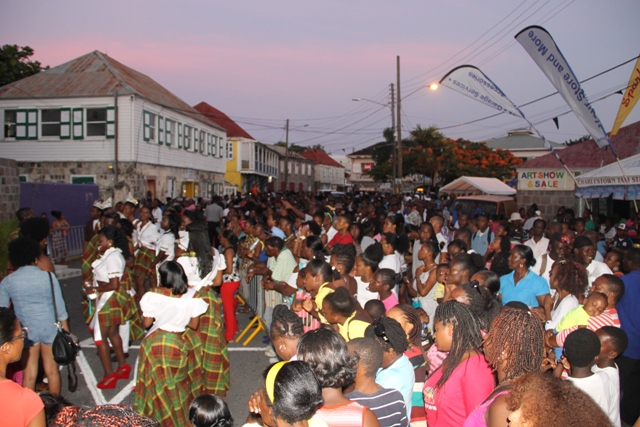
[193, 102, 254, 140]
[517, 120, 640, 169]
[300, 149, 344, 168]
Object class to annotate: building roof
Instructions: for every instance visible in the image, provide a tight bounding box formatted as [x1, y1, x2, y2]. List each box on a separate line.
[516, 120, 640, 169]
[0, 50, 225, 131]
[193, 102, 254, 140]
[300, 149, 344, 168]
[270, 145, 310, 160]
[347, 143, 379, 157]
[484, 128, 564, 150]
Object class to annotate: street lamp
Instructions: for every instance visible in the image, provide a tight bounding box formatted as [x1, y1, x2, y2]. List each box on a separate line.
[353, 91, 397, 193]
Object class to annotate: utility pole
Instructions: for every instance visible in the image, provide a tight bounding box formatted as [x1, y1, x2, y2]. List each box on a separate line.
[396, 55, 402, 195]
[284, 119, 289, 191]
[390, 83, 396, 194]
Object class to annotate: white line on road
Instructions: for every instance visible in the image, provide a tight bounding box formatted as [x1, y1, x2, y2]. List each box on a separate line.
[76, 352, 107, 405]
[109, 380, 136, 404]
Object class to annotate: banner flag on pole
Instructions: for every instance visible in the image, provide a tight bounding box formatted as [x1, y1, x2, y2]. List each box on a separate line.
[515, 25, 617, 156]
[611, 55, 640, 136]
[440, 64, 561, 159]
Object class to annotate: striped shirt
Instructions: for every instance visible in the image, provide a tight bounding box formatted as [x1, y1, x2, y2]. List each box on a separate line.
[556, 308, 620, 347]
[314, 401, 366, 427]
[346, 388, 409, 427]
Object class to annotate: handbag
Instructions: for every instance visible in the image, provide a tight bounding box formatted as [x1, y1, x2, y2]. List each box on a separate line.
[48, 272, 81, 392]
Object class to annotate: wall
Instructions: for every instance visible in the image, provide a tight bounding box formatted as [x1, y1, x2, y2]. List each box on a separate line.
[20, 182, 99, 227]
[18, 161, 223, 201]
[516, 190, 577, 218]
[0, 158, 19, 221]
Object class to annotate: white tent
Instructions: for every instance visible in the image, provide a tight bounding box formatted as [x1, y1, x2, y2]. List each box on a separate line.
[439, 176, 516, 196]
[575, 153, 640, 200]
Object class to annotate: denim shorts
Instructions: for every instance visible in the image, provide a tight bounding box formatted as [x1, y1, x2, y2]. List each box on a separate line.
[24, 322, 57, 347]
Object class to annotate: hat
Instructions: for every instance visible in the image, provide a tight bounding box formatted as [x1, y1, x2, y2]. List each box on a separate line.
[618, 223, 627, 230]
[508, 212, 523, 222]
[535, 210, 542, 216]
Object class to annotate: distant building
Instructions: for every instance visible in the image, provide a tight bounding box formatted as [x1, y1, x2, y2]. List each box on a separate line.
[484, 128, 565, 161]
[346, 145, 377, 192]
[300, 149, 345, 192]
[271, 145, 315, 192]
[515, 120, 640, 218]
[0, 50, 227, 201]
[195, 102, 279, 195]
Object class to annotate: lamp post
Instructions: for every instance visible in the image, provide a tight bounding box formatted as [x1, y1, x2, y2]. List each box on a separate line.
[353, 84, 396, 192]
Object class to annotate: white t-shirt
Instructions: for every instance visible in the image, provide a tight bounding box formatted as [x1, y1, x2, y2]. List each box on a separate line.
[592, 364, 621, 427]
[568, 371, 619, 427]
[379, 254, 401, 274]
[586, 260, 613, 290]
[545, 294, 579, 331]
[156, 232, 176, 260]
[361, 236, 376, 252]
[355, 276, 378, 308]
[524, 236, 549, 267]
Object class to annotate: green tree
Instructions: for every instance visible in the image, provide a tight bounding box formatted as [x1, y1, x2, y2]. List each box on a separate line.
[0, 45, 48, 87]
[311, 144, 325, 152]
[369, 128, 396, 182]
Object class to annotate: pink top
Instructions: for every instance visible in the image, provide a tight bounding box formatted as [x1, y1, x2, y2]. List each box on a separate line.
[426, 343, 449, 375]
[424, 354, 495, 427]
[380, 293, 399, 313]
[462, 390, 509, 427]
[315, 401, 366, 427]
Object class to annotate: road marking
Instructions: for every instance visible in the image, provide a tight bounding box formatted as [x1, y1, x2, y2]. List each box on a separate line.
[77, 351, 107, 405]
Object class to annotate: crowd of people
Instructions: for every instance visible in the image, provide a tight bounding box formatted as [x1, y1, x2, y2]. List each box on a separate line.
[1, 192, 639, 427]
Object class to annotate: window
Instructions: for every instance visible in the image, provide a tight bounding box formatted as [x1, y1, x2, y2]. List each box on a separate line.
[219, 137, 224, 158]
[4, 110, 16, 138]
[87, 108, 107, 136]
[72, 108, 83, 139]
[211, 135, 217, 156]
[227, 141, 233, 159]
[41, 109, 71, 137]
[12, 110, 38, 140]
[193, 127, 199, 152]
[199, 130, 206, 153]
[165, 119, 173, 146]
[184, 125, 191, 149]
[177, 123, 183, 148]
[362, 162, 373, 173]
[158, 115, 164, 144]
[143, 111, 156, 141]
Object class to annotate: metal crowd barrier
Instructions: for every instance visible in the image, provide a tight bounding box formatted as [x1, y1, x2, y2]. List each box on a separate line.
[48, 226, 85, 262]
[235, 265, 266, 346]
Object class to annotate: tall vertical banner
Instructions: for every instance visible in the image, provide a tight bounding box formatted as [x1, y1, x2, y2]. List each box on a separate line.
[515, 26, 616, 155]
[611, 56, 640, 136]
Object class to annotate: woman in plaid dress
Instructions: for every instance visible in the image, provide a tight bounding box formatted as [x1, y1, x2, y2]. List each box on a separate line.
[133, 207, 160, 298]
[86, 226, 134, 389]
[177, 215, 230, 396]
[134, 261, 208, 427]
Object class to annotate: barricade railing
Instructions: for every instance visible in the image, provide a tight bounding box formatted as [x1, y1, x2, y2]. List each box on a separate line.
[48, 226, 85, 262]
[235, 265, 266, 346]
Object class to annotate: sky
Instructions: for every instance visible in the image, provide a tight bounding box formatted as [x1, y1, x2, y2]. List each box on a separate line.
[2, 0, 639, 156]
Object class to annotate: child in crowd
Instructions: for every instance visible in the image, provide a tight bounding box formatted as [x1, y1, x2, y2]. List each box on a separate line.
[604, 251, 623, 276]
[594, 326, 628, 427]
[364, 300, 386, 321]
[433, 264, 449, 304]
[368, 268, 399, 313]
[345, 338, 409, 427]
[290, 268, 321, 333]
[188, 394, 233, 427]
[556, 328, 619, 427]
[322, 287, 371, 341]
[556, 292, 608, 332]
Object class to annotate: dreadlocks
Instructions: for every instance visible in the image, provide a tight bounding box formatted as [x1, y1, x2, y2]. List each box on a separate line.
[434, 301, 483, 388]
[394, 304, 423, 350]
[483, 307, 544, 383]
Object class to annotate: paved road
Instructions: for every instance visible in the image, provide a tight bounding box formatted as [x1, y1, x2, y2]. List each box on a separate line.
[55, 260, 270, 426]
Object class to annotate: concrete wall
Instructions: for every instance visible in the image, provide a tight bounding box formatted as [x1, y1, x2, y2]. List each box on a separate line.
[0, 158, 19, 221]
[517, 190, 577, 218]
[18, 161, 223, 201]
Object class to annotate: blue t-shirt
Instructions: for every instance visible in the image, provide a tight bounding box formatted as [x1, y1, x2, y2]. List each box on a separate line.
[500, 270, 549, 307]
[620, 270, 640, 359]
[375, 354, 414, 420]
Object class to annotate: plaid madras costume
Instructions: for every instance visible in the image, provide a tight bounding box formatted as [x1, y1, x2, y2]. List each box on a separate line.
[134, 326, 203, 427]
[196, 286, 230, 395]
[133, 247, 155, 282]
[82, 234, 100, 282]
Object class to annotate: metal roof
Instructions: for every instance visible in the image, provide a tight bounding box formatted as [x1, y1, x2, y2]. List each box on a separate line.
[0, 50, 225, 131]
[193, 102, 254, 140]
[484, 133, 564, 150]
[300, 149, 344, 168]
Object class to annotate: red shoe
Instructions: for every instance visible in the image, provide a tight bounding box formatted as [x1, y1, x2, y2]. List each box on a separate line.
[114, 364, 131, 380]
[97, 374, 119, 389]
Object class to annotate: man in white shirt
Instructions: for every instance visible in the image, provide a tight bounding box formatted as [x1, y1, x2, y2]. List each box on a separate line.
[573, 235, 612, 290]
[524, 219, 549, 267]
[204, 196, 224, 246]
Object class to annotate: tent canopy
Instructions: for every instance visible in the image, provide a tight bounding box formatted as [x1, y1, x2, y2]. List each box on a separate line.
[576, 153, 640, 186]
[439, 176, 516, 196]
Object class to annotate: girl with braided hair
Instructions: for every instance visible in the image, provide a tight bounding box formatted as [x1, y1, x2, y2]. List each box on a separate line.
[365, 316, 414, 421]
[269, 304, 304, 361]
[423, 301, 494, 427]
[448, 281, 501, 332]
[462, 307, 544, 427]
[330, 243, 358, 296]
[387, 304, 428, 426]
[354, 243, 383, 307]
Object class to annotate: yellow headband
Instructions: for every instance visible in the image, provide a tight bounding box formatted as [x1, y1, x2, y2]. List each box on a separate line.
[265, 361, 287, 403]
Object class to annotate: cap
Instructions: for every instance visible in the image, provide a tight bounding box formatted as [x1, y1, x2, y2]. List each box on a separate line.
[618, 223, 627, 230]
